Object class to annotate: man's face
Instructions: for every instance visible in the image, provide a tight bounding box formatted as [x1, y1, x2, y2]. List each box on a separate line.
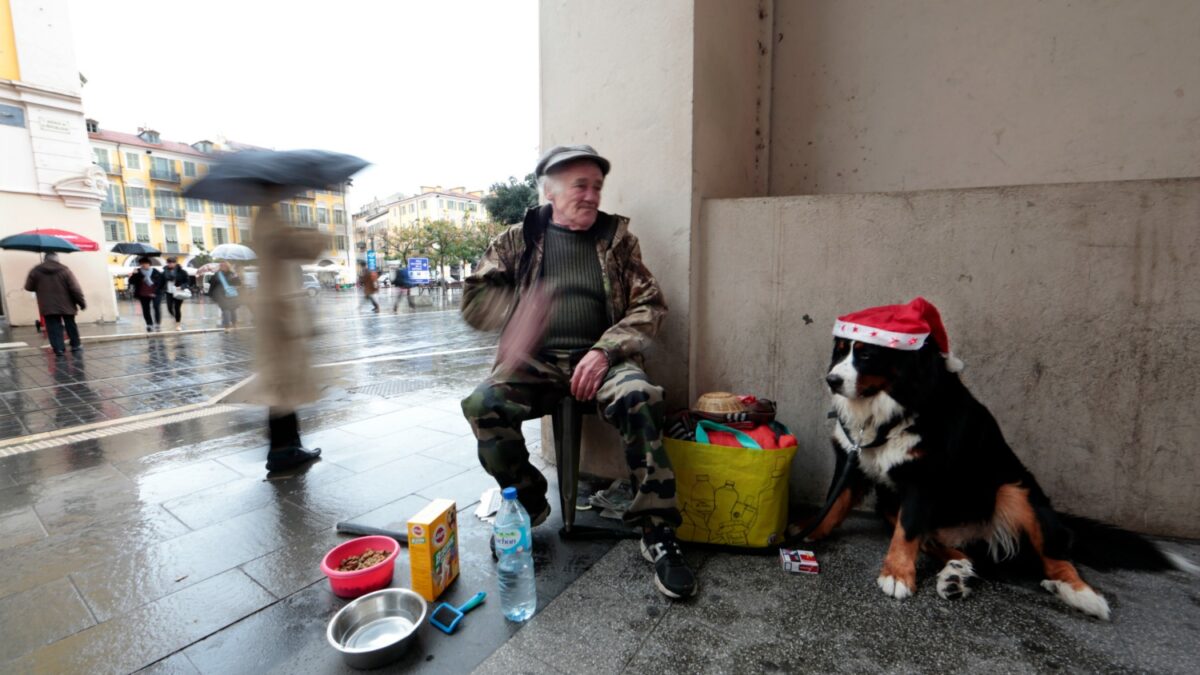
[140, 262, 150, 270]
[546, 161, 604, 229]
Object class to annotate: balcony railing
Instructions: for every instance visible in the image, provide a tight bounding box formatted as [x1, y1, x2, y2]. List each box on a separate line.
[154, 205, 185, 219]
[150, 167, 181, 182]
[101, 202, 126, 215]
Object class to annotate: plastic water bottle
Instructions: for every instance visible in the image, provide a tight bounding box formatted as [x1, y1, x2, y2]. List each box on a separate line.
[493, 487, 537, 621]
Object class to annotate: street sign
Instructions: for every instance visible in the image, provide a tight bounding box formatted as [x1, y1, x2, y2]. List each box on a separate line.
[408, 257, 431, 284]
[366, 250, 377, 271]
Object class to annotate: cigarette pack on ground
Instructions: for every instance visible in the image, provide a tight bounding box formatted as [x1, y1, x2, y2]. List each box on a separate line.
[780, 548, 820, 574]
[407, 498, 459, 601]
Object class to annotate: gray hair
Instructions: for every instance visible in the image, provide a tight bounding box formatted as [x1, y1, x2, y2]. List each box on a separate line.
[45, 252, 59, 262]
[537, 173, 561, 204]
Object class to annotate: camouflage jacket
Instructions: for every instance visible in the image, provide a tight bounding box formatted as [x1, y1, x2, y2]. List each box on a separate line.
[462, 204, 667, 364]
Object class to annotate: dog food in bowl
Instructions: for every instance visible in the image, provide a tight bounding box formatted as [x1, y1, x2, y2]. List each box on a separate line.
[338, 549, 389, 572]
[321, 536, 401, 599]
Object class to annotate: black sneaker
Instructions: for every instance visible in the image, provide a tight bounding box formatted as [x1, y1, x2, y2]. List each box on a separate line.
[265, 445, 322, 472]
[641, 524, 698, 599]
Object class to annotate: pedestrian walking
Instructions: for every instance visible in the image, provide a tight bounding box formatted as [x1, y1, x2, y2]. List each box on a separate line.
[162, 256, 191, 331]
[359, 263, 379, 313]
[207, 261, 241, 330]
[391, 264, 416, 312]
[24, 252, 86, 356]
[130, 256, 164, 332]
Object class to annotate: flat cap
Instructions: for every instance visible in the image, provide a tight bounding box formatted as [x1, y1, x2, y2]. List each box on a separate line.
[534, 144, 611, 177]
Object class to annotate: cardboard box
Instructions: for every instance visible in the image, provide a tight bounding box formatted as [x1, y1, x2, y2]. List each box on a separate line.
[408, 499, 459, 601]
[779, 548, 819, 574]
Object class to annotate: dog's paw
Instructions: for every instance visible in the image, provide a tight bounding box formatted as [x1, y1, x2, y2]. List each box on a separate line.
[877, 574, 913, 599]
[1041, 580, 1111, 620]
[786, 519, 828, 542]
[936, 559, 980, 600]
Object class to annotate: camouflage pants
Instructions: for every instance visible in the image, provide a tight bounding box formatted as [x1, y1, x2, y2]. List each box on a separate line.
[461, 351, 680, 527]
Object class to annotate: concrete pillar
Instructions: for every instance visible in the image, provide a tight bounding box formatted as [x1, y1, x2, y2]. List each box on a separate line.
[538, 0, 771, 474]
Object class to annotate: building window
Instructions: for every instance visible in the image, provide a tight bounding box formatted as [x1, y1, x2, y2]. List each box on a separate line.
[238, 228, 251, 243]
[93, 148, 109, 169]
[317, 206, 328, 224]
[278, 203, 293, 222]
[154, 189, 181, 211]
[135, 222, 151, 243]
[235, 205, 250, 217]
[184, 161, 196, 177]
[152, 157, 171, 173]
[213, 228, 229, 245]
[103, 220, 123, 241]
[192, 232, 205, 248]
[211, 201, 228, 215]
[185, 197, 204, 214]
[125, 152, 141, 169]
[126, 186, 150, 208]
[297, 205, 312, 225]
[164, 224, 179, 245]
[335, 235, 348, 251]
[334, 208, 345, 225]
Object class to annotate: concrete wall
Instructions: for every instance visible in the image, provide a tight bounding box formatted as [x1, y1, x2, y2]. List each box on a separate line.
[1, 193, 118, 325]
[694, 178, 1200, 538]
[769, 0, 1200, 196]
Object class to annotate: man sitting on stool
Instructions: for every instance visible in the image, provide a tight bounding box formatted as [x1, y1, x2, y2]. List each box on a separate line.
[460, 145, 697, 599]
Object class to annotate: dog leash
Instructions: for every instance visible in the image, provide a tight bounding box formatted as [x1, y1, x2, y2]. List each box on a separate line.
[784, 411, 904, 545]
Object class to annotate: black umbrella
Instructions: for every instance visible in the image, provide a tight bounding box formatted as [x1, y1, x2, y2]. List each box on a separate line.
[184, 149, 369, 206]
[111, 242, 161, 255]
[0, 233, 81, 253]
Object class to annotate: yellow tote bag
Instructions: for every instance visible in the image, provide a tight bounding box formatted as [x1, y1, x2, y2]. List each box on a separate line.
[664, 421, 797, 549]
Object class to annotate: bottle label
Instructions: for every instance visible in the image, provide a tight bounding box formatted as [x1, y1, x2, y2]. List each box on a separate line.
[494, 528, 526, 554]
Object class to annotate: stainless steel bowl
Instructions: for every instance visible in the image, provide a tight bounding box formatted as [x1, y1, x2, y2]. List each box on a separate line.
[326, 588, 428, 670]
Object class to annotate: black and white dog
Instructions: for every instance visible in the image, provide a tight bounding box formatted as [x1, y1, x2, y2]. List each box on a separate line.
[792, 298, 1196, 620]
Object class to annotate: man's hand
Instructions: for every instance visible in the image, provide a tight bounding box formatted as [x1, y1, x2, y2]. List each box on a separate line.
[570, 350, 609, 402]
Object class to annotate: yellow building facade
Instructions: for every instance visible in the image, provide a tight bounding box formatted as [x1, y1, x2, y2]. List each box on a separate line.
[89, 126, 353, 270]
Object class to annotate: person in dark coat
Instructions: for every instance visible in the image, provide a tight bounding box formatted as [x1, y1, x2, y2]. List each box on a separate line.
[391, 264, 417, 312]
[129, 256, 164, 332]
[161, 256, 191, 331]
[207, 261, 241, 330]
[24, 252, 86, 355]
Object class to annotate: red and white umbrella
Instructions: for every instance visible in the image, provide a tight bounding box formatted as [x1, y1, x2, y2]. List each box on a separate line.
[18, 228, 100, 252]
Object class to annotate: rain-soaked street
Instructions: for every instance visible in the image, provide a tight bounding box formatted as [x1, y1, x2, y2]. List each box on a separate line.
[3, 291, 1200, 674]
[0, 289, 622, 673]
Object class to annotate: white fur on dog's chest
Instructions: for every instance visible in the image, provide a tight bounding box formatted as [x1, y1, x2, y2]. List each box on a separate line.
[833, 425, 920, 486]
[831, 393, 920, 487]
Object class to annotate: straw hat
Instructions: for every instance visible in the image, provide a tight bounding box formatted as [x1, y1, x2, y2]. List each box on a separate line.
[694, 392, 746, 414]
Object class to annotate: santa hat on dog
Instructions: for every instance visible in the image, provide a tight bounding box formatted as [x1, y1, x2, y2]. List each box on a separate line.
[833, 297, 964, 372]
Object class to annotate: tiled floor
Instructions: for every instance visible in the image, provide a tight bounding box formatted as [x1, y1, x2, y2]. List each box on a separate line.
[0, 300, 632, 673]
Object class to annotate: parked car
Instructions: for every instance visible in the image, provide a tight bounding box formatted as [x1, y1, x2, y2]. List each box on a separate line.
[302, 273, 321, 297]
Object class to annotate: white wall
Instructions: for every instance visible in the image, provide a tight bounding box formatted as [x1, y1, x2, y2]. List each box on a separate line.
[769, 0, 1200, 196]
[10, 0, 81, 94]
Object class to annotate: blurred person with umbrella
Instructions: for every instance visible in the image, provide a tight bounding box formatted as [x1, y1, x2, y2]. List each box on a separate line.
[2, 230, 84, 342]
[23, 252, 86, 355]
[206, 260, 241, 330]
[129, 256, 165, 332]
[186, 148, 368, 473]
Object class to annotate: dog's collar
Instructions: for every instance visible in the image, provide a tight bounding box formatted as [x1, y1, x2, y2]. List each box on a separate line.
[834, 412, 907, 451]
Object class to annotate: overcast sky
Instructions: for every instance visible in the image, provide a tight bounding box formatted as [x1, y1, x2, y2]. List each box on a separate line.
[67, 0, 539, 212]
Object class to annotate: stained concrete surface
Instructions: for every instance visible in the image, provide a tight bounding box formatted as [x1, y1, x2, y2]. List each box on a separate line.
[479, 514, 1200, 674]
[0, 292, 628, 673]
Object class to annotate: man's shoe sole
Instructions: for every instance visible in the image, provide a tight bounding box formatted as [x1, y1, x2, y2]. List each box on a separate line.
[640, 540, 697, 600]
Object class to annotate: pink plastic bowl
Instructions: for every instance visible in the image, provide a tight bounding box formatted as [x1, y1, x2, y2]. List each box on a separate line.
[320, 535, 401, 599]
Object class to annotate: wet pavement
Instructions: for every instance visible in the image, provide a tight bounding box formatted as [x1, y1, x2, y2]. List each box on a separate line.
[4, 291, 1199, 673]
[0, 289, 482, 441]
[0, 290, 634, 673]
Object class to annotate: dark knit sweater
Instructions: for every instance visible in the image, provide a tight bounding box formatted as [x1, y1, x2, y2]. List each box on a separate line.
[542, 224, 610, 350]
